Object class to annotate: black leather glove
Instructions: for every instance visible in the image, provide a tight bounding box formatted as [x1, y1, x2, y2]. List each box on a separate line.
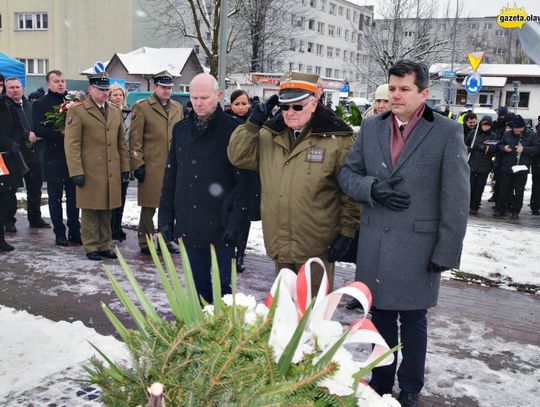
[248, 94, 279, 126]
[427, 261, 450, 273]
[221, 228, 238, 244]
[71, 175, 85, 187]
[121, 171, 130, 182]
[159, 223, 174, 242]
[11, 142, 21, 153]
[134, 165, 145, 182]
[328, 234, 353, 262]
[371, 176, 411, 211]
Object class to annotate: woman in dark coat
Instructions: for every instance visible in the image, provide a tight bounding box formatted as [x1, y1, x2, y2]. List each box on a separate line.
[227, 90, 261, 272]
[0, 96, 24, 251]
[465, 116, 497, 214]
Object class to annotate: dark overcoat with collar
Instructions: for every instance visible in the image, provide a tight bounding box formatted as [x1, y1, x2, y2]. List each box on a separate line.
[338, 106, 470, 310]
[64, 98, 130, 210]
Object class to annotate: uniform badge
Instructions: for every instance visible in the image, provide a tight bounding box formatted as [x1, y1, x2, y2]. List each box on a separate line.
[306, 147, 325, 163]
[67, 116, 74, 125]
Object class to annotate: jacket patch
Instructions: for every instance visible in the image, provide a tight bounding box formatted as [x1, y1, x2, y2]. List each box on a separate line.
[67, 116, 74, 125]
[306, 147, 325, 163]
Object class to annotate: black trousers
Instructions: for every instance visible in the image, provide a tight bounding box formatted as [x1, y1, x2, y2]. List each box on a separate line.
[469, 171, 490, 210]
[111, 181, 129, 233]
[497, 171, 528, 215]
[236, 221, 251, 256]
[530, 172, 540, 211]
[7, 160, 44, 224]
[0, 190, 18, 229]
[47, 179, 80, 238]
[370, 308, 428, 394]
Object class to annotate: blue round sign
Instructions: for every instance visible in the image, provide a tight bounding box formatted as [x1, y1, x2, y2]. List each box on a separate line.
[93, 61, 105, 74]
[465, 73, 482, 95]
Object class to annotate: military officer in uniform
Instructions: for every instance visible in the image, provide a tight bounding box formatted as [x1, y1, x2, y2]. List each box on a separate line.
[64, 72, 130, 261]
[129, 70, 184, 254]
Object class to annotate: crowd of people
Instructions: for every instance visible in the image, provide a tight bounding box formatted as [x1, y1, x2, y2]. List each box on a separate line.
[1, 58, 538, 407]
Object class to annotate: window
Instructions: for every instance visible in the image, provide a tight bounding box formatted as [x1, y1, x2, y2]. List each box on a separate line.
[343, 50, 347, 61]
[194, 45, 200, 54]
[0, 13, 2, 29]
[328, 25, 335, 36]
[16, 12, 48, 30]
[205, 31, 211, 40]
[338, 6, 344, 15]
[18, 58, 49, 75]
[317, 22, 325, 33]
[335, 69, 340, 78]
[505, 92, 529, 108]
[298, 63, 304, 72]
[353, 11, 358, 22]
[308, 19, 315, 30]
[320, 0, 326, 11]
[404, 31, 414, 37]
[495, 30, 508, 37]
[315, 66, 322, 75]
[494, 47, 506, 55]
[336, 27, 342, 36]
[346, 9, 350, 19]
[359, 14, 364, 30]
[325, 67, 333, 77]
[327, 47, 334, 57]
[345, 30, 350, 40]
[329, 3, 336, 15]
[290, 39, 296, 51]
[335, 48, 340, 57]
[469, 23, 478, 29]
[289, 62, 294, 71]
[310, 0, 316, 7]
[484, 23, 493, 29]
[351, 32, 356, 42]
[307, 65, 313, 73]
[455, 89, 467, 105]
[307, 42, 314, 53]
[365, 16, 370, 27]
[298, 40, 304, 52]
[316, 44, 323, 55]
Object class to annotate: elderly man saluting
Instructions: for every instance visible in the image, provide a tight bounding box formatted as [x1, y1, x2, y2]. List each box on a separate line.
[228, 72, 361, 293]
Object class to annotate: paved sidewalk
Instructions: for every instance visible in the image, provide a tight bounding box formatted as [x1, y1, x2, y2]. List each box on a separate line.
[1, 217, 539, 406]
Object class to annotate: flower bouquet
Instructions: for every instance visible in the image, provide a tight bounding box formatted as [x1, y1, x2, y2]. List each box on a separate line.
[42, 90, 82, 131]
[85, 236, 400, 406]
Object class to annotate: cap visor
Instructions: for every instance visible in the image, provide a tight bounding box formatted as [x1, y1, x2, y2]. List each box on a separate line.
[278, 92, 311, 104]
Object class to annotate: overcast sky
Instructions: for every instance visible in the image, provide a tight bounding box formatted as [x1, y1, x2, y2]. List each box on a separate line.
[357, 0, 539, 19]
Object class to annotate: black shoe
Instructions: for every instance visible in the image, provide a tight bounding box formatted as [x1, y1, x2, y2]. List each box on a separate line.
[0, 235, 14, 251]
[87, 251, 102, 261]
[487, 195, 496, 202]
[68, 234, 82, 245]
[157, 241, 179, 254]
[532, 209, 539, 215]
[29, 218, 51, 228]
[4, 223, 16, 233]
[140, 247, 151, 255]
[469, 208, 479, 215]
[236, 254, 245, 273]
[510, 212, 519, 219]
[345, 298, 362, 310]
[99, 250, 117, 259]
[118, 230, 127, 241]
[398, 391, 419, 407]
[111, 230, 121, 241]
[55, 236, 69, 246]
[493, 211, 505, 217]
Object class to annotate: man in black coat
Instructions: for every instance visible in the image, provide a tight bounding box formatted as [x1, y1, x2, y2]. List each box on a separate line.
[0, 94, 24, 251]
[158, 73, 249, 303]
[32, 70, 81, 246]
[495, 115, 540, 218]
[530, 126, 540, 215]
[4, 77, 50, 230]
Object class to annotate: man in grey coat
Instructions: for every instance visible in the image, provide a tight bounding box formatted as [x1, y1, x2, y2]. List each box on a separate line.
[338, 60, 469, 407]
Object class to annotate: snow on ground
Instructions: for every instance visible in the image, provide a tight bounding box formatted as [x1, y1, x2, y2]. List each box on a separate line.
[0, 307, 128, 400]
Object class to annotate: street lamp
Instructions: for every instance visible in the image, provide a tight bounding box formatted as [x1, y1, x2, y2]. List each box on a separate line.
[512, 80, 521, 113]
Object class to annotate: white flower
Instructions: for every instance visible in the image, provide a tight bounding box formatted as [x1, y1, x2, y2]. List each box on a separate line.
[255, 303, 269, 318]
[316, 347, 359, 396]
[355, 383, 401, 407]
[311, 319, 343, 351]
[222, 293, 257, 311]
[203, 304, 214, 316]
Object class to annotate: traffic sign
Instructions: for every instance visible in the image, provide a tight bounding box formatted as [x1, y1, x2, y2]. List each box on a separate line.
[441, 70, 456, 79]
[93, 61, 105, 74]
[465, 73, 483, 95]
[467, 52, 484, 72]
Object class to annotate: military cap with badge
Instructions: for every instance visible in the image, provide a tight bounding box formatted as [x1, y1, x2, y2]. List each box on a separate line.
[153, 70, 174, 87]
[88, 72, 111, 90]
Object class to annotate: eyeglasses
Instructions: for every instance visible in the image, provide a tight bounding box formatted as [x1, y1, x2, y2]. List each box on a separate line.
[280, 103, 306, 111]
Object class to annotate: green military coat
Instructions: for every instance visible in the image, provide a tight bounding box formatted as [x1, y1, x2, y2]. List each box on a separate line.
[228, 103, 361, 263]
[65, 98, 130, 210]
[129, 95, 183, 208]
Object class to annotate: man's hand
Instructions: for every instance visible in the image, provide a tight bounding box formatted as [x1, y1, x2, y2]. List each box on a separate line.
[121, 172, 130, 182]
[134, 165, 145, 182]
[221, 228, 238, 244]
[28, 131, 40, 144]
[504, 145, 512, 152]
[427, 261, 450, 273]
[249, 95, 279, 126]
[71, 175, 85, 187]
[328, 234, 353, 262]
[159, 224, 174, 242]
[515, 145, 524, 153]
[371, 176, 411, 211]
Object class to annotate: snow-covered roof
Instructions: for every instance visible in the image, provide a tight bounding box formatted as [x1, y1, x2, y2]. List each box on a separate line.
[430, 63, 540, 77]
[82, 47, 195, 76]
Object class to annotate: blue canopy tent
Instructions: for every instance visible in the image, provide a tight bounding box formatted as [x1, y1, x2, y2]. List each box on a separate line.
[0, 53, 26, 88]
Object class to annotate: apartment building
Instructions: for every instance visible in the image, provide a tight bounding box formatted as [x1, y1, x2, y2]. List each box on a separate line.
[0, 0, 134, 92]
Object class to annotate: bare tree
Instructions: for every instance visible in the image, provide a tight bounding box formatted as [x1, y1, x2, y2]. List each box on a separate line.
[138, 0, 245, 76]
